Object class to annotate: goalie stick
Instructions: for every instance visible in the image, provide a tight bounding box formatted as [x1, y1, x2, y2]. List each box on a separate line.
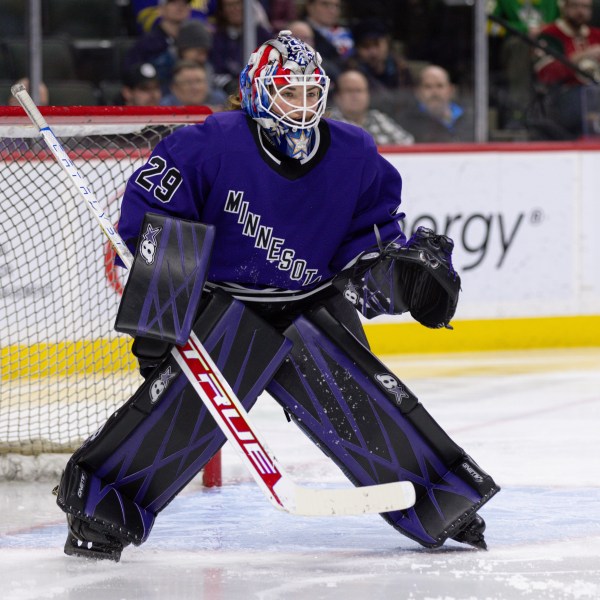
[11, 84, 416, 517]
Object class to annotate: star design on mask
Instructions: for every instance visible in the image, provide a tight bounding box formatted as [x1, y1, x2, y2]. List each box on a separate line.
[287, 131, 310, 159]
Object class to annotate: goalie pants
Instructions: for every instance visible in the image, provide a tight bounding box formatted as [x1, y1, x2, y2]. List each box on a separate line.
[57, 289, 498, 548]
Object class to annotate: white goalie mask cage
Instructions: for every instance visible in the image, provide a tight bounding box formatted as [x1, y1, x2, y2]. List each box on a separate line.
[240, 31, 330, 131]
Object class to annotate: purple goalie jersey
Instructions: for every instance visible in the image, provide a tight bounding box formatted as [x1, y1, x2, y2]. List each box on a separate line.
[118, 110, 405, 293]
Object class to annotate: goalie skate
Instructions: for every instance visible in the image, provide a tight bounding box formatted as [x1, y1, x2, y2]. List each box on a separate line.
[63, 513, 128, 562]
[451, 514, 487, 550]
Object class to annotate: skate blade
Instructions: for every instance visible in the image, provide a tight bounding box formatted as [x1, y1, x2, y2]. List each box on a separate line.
[64, 536, 122, 562]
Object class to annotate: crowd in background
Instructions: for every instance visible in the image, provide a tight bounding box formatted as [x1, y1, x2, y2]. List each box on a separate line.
[4, 0, 600, 143]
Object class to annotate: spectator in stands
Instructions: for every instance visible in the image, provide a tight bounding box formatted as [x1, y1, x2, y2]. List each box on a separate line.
[534, 0, 600, 138]
[176, 17, 213, 65]
[209, 0, 272, 96]
[6, 78, 49, 106]
[302, 0, 354, 81]
[132, 0, 216, 33]
[343, 0, 433, 61]
[248, 0, 277, 32]
[346, 18, 414, 120]
[175, 18, 227, 105]
[161, 60, 226, 109]
[286, 19, 316, 46]
[119, 63, 163, 106]
[328, 69, 414, 145]
[124, 0, 193, 93]
[260, 0, 297, 31]
[350, 19, 413, 90]
[489, 0, 559, 127]
[398, 65, 474, 143]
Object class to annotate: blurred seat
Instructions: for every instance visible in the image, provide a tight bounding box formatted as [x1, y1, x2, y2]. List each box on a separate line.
[0, 44, 14, 81]
[45, 0, 125, 39]
[99, 80, 124, 105]
[4, 37, 76, 81]
[0, 80, 14, 106]
[0, 0, 27, 37]
[111, 37, 137, 78]
[71, 37, 138, 85]
[48, 80, 100, 106]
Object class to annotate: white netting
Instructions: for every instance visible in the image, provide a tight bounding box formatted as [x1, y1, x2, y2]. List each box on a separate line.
[0, 106, 210, 479]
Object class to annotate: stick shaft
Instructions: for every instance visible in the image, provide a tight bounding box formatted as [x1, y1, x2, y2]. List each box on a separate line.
[11, 84, 134, 268]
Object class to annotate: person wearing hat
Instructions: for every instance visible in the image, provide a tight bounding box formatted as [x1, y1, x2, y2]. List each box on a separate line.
[176, 18, 213, 64]
[350, 18, 413, 91]
[173, 21, 228, 106]
[133, 0, 215, 34]
[346, 18, 414, 121]
[119, 62, 163, 106]
[55, 30, 494, 562]
[124, 0, 194, 93]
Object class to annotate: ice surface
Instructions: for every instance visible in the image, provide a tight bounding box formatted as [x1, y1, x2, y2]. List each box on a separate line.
[1, 348, 599, 600]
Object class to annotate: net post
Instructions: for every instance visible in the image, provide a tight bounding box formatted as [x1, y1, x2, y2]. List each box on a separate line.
[202, 451, 222, 487]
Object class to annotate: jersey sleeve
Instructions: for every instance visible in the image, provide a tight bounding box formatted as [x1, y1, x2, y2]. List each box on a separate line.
[116, 126, 208, 263]
[329, 135, 406, 272]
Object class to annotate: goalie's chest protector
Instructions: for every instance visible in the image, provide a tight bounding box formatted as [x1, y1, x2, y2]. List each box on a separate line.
[142, 112, 389, 290]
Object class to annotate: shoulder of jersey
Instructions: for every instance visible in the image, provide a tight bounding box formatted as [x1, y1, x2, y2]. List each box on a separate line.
[325, 117, 376, 154]
[164, 111, 248, 163]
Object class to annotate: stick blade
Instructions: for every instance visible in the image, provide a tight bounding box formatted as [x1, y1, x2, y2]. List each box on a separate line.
[274, 480, 416, 516]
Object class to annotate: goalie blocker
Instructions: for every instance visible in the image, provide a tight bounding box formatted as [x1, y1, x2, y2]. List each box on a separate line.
[56, 289, 292, 560]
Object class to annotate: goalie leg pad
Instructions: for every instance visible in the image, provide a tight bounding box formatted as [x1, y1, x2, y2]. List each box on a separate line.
[115, 213, 215, 346]
[57, 290, 291, 549]
[267, 306, 499, 549]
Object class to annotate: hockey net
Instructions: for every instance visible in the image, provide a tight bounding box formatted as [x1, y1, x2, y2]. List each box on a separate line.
[0, 106, 221, 484]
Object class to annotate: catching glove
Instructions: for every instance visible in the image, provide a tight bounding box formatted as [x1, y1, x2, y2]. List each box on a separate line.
[334, 227, 461, 329]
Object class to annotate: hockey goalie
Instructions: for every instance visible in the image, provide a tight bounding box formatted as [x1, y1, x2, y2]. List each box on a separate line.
[54, 30, 499, 561]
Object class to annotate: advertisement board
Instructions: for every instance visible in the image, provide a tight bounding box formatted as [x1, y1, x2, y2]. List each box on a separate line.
[382, 147, 600, 321]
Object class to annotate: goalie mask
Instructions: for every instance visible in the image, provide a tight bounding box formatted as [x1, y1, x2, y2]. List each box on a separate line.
[240, 30, 330, 159]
